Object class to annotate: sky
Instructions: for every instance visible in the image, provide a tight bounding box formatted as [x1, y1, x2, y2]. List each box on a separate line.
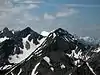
[0, 0, 100, 38]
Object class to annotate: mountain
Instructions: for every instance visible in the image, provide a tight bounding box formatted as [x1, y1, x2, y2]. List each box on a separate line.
[0, 27, 13, 38]
[0, 27, 100, 75]
[0, 27, 45, 71]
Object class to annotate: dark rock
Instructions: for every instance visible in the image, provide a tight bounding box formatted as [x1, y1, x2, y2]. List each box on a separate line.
[25, 41, 30, 50]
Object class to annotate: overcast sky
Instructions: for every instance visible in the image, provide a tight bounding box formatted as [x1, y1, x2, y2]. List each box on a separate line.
[0, 0, 100, 38]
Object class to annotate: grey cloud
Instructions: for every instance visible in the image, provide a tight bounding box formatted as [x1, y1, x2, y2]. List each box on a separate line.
[65, 4, 100, 8]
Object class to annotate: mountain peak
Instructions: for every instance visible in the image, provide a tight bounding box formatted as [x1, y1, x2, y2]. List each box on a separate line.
[3, 27, 9, 33]
[51, 28, 74, 40]
[22, 27, 33, 32]
[54, 28, 69, 35]
[56, 28, 65, 31]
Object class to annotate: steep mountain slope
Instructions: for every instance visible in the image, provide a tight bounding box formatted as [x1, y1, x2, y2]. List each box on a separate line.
[0, 27, 45, 71]
[0, 28, 100, 75]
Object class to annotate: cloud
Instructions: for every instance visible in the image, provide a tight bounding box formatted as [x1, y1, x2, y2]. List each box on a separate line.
[16, 0, 44, 4]
[14, 0, 20, 2]
[13, 0, 40, 9]
[0, 0, 41, 29]
[41, 31, 49, 36]
[65, 4, 100, 8]
[0, 0, 79, 31]
[27, 4, 39, 9]
[56, 8, 78, 17]
[44, 13, 55, 20]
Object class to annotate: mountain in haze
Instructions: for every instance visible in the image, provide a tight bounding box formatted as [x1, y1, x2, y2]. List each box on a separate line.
[0, 27, 100, 75]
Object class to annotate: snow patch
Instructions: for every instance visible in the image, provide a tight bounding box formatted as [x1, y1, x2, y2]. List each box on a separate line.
[11, 72, 14, 75]
[74, 60, 80, 67]
[66, 49, 83, 59]
[50, 67, 54, 71]
[53, 33, 56, 38]
[18, 68, 22, 75]
[9, 34, 45, 63]
[0, 36, 9, 42]
[0, 65, 12, 70]
[61, 64, 65, 69]
[12, 31, 14, 34]
[69, 73, 72, 75]
[43, 56, 51, 66]
[86, 62, 96, 75]
[93, 47, 100, 53]
[31, 62, 40, 75]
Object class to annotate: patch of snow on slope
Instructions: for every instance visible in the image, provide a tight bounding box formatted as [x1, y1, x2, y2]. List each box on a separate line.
[72, 50, 82, 59]
[0, 65, 12, 70]
[69, 73, 72, 75]
[31, 62, 40, 75]
[93, 47, 100, 53]
[66, 46, 83, 59]
[12, 30, 14, 34]
[0, 36, 9, 42]
[74, 60, 81, 67]
[18, 68, 22, 75]
[41, 31, 49, 36]
[9, 34, 45, 63]
[43, 56, 52, 66]
[50, 67, 54, 71]
[11, 72, 14, 75]
[86, 62, 96, 75]
[61, 64, 65, 69]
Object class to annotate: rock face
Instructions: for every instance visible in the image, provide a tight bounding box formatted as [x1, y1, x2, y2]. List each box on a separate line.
[0, 27, 44, 72]
[0, 27, 100, 75]
[0, 27, 13, 38]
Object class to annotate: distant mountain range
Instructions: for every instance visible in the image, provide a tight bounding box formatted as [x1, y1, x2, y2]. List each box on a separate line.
[0, 27, 100, 75]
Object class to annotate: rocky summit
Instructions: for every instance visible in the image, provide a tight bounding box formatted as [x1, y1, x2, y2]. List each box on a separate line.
[0, 27, 100, 75]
